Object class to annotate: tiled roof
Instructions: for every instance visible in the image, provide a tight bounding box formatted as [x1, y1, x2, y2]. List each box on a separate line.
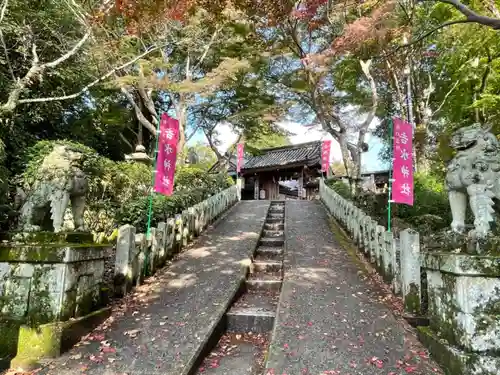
[241, 141, 321, 171]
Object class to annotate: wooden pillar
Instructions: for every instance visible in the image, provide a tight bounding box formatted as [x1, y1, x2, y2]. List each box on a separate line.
[254, 176, 259, 200]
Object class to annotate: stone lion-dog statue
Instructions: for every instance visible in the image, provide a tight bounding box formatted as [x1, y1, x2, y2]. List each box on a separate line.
[17, 144, 88, 233]
[445, 123, 500, 241]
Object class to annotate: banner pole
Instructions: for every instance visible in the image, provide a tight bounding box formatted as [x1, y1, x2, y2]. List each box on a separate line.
[387, 118, 394, 232]
[146, 113, 162, 237]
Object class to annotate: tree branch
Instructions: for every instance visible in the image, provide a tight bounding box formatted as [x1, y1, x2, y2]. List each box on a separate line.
[120, 87, 157, 136]
[193, 26, 221, 71]
[10, 43, 166, 109]
[186, 125, 200, 142]
[203, 124, 224, 161]
[381, 0, 500, 59]
[487, 0, 500, 18]
[44, 30, 91, 69]
[137, 64, 158, 118]
[0, 0, 14, 82]
[437, 0, 500, 29]
[375, 19, 471, 59]
[358, 59, 378, 133]
[0, 0, 7, 23]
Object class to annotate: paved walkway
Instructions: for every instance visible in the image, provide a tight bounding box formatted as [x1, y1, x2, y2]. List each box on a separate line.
[265, 201, 440, 375]
[36, 201, 270, 375]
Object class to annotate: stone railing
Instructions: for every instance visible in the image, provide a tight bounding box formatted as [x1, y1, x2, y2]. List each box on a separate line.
[114, 183, 240, 295]
[319, 179, 500, 375]
[2, 183, 240, 371]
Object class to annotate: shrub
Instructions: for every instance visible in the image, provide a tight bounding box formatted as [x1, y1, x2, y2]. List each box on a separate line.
[116, 169, 234, 230]
[327, 172, 452, 232]
[175, 165, 234, 192]
[325, 179, 352, 199]
[395, 173, 451, 230]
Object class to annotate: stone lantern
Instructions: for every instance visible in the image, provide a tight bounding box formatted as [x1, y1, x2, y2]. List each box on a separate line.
[125, 145, 152, 165]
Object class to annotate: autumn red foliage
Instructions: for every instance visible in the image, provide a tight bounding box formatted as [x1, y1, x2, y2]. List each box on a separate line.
[332, 1, 404, 55]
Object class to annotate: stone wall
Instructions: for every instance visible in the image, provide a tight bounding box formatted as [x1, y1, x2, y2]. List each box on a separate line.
[0, 244, 106, 322]
[0, 233, 108, 369]
[319, 179, 500, 375]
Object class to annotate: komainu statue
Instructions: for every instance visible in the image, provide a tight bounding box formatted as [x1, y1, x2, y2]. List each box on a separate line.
[17, 145, 88, 233]
[445, 123, 500, 240]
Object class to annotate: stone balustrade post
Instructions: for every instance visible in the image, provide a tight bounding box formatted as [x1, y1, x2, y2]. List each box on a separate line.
[149, 227, 160, 274]
[157, 221, 167, 267]
[115, 224, 136, 296]
[175, 214, 183, 254]
[355, 209, 361, 241]
[135, 233, 146, 285]
[375, 225, 385, 269]
[368, 219, 377, 263]
[383, 231, 395, 282]
[392, 236, 401, 295]
[400, 229, 421, 314]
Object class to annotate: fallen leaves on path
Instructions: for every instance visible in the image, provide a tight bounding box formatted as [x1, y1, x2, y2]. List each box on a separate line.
[197, 332, 269, 374]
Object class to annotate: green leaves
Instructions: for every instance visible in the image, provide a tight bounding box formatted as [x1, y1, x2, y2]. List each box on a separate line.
[115, 167, 234, 229]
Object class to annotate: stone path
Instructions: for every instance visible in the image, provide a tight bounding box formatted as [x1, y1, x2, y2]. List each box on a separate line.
[265, 201, 441, 375]
[34, 200, 270, 375]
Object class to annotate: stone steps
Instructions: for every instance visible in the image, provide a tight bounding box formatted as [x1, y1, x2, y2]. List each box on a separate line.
[255, 247, 283, 260]
[263, 229, 284, 238]
[252, 260, 282, 273]
[265, 217, 284, 224]
[264, 223, 284, 231]
[246, 278, 282, 292]
[226, 307, 275, 333]
[259, 237, 284, 247]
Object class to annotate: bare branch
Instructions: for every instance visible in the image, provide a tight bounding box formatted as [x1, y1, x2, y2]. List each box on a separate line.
[120, 87, 158, 135]
[193, 26, 221, 71]
[0, 0, 7, 23]
[0, 0, 14, 82]
[375, 19, 470, 59]
[431, 79, 460, 117]
[487, 0, 500, 18]
[137, 64, 158, 117]
[119, 132, 134, 151]
[186, 125, 200, 142]
[2, 43, 43, 112]
[44, 30, 91, 68]
[11, 44, 166, 108]
[358, 59, 378, 132]
[437, 0, 500, 29]
[203, 124, 224, 160]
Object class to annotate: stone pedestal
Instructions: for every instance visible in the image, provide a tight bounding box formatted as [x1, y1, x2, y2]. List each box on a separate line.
[0, 232, 108, 368]
[420, 252, 500, 375]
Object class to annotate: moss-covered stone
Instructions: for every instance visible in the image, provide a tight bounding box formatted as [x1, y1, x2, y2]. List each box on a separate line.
[417, 326, 467, 375]
[417, 326, 500, 375]
[10, 322, 63, 371]
[0, 319, 22, 361]
[9, 307, 111, 371]
[0, 242, 108, 263]
[3, 231, 94, 245]
[422, 252, 500, 276]
[404, 282, 421, 314]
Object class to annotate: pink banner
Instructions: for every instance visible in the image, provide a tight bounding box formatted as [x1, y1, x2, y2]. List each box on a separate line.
[154, 113, 179, 196]
[391, 118, 414, 206]
[321, 140, 331, 173]
[236, 143, 244, 173]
